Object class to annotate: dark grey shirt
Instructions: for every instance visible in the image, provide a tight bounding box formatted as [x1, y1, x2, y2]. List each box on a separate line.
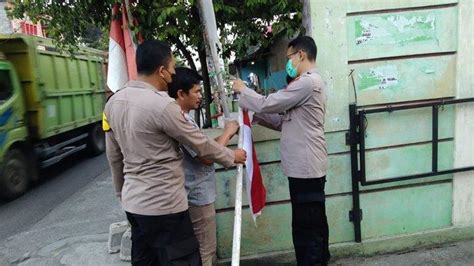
[181, 112, 217, 206]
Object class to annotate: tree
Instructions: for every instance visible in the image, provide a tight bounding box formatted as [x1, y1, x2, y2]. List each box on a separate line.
[8, 0, 302, 127]
[7, 1, 112, 52]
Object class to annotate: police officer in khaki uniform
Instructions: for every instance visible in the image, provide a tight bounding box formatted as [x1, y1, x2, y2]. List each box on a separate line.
[232, 36, 329, 265]
[104, 40, 246, 265]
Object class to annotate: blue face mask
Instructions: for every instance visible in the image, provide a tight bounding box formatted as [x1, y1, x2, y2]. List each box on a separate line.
[286, 59, 298, 78]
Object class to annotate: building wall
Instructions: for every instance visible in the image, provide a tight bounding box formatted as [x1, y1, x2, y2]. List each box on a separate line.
[310, 0, 461, 246]
[237, 36, 293, 92]
[10, 18, 45, 37]
[264, 36, 292, 91]
[238, 60, 267, 90]
[452, 0, 474, 226]
[0, 1, 44, 37]
[0, 2, 13, 34]
[213, 0, 474, 260]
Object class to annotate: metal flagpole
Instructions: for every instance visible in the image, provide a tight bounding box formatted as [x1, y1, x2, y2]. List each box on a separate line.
[231, 107, 244, 266]
[197, 0, 231, 118]
[197, 2, 242, 264]
[123, 0, 137, 47]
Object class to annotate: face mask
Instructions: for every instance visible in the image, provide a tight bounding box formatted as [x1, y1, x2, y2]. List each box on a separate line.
[164, 69, 173, 84]
[286, 59, 299, 79]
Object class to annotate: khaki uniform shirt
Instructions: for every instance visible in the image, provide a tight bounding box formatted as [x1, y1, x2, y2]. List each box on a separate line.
[239, 68, 327, 178]
[104, 80, 235, 216]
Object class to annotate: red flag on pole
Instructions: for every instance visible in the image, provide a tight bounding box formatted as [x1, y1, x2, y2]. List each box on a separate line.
[107, 2, 139, 92]
[242, 110, 266, 222]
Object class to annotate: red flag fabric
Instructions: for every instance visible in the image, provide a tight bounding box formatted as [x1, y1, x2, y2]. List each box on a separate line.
[107, 2, 138, 92]
[242, 110, 266, 222]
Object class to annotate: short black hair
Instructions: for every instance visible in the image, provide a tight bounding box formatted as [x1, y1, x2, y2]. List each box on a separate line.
[136, 40, 172, 75]
[168, 67, 203, 99]
[288, 36, 317, 61]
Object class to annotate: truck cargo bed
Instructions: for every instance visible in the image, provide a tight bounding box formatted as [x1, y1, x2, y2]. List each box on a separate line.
[0, 34, 106, 139]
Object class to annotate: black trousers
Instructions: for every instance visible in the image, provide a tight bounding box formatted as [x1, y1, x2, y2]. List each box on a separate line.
[288, 176, 330, 266]
[125, 210, 201, 266]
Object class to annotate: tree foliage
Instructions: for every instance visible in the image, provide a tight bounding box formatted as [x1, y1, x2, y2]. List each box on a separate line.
[8, 0, 302, 127]
[8, 0, 302, 65]
[7, 1, 112, 52]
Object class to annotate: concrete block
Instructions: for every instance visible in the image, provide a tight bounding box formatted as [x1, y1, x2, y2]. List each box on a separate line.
[120, 227, 132, 262]
[107, 221, 129, 254]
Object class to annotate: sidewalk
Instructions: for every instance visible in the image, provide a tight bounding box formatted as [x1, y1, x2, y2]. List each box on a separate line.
[0, 171, 472, 265]
[332, 240, 474, 266]
[0, 170, 128, 265]
[234, 239, 474, 266]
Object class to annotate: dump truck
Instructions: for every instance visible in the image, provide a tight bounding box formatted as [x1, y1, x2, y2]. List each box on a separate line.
[0, 34, 107, 199]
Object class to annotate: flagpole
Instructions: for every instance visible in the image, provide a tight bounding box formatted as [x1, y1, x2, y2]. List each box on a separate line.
[231, 107, 244, 266]
[197, 0, 231, 118]
[197, 1, 242, 263]
[123, 0, 137, 47]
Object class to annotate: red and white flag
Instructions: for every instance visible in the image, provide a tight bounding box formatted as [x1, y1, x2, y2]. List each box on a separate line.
[241, 110, 266, 222]
[107, 2, 139, 92]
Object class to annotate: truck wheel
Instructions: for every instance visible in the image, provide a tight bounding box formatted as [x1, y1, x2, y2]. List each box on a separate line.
[86, 123, 105, 156]
[0, 149, 30, 200]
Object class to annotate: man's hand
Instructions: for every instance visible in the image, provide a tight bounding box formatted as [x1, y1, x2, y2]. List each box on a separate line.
[223, 120, 239, 137]
[232, 79, 246, 94]
[233, 148, 247, 164]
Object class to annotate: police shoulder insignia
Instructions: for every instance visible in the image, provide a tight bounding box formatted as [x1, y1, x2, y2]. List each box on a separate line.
[102, 112, 111, 132]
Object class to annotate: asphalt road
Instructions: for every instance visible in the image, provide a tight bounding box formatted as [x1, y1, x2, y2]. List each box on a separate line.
[0, 152, 110, 241]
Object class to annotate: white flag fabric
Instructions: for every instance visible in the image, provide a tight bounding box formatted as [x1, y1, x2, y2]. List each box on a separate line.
[107, 2, 138, 93]
[241, 109, 266, 222]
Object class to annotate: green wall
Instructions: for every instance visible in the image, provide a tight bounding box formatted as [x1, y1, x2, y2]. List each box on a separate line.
[212, 0, 463, 260]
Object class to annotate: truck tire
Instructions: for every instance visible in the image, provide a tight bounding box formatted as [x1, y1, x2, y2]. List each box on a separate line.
[86, 123, 105, 156]
[0, 149, 30, 200]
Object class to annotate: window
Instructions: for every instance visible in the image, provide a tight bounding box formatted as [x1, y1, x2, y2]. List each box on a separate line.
[0, 70, 13, 101]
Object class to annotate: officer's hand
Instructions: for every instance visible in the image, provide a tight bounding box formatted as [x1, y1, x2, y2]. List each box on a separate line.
[233, 148, 247, 164]
[232, 79, 246, 94]
[223, 120, 239, 137]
